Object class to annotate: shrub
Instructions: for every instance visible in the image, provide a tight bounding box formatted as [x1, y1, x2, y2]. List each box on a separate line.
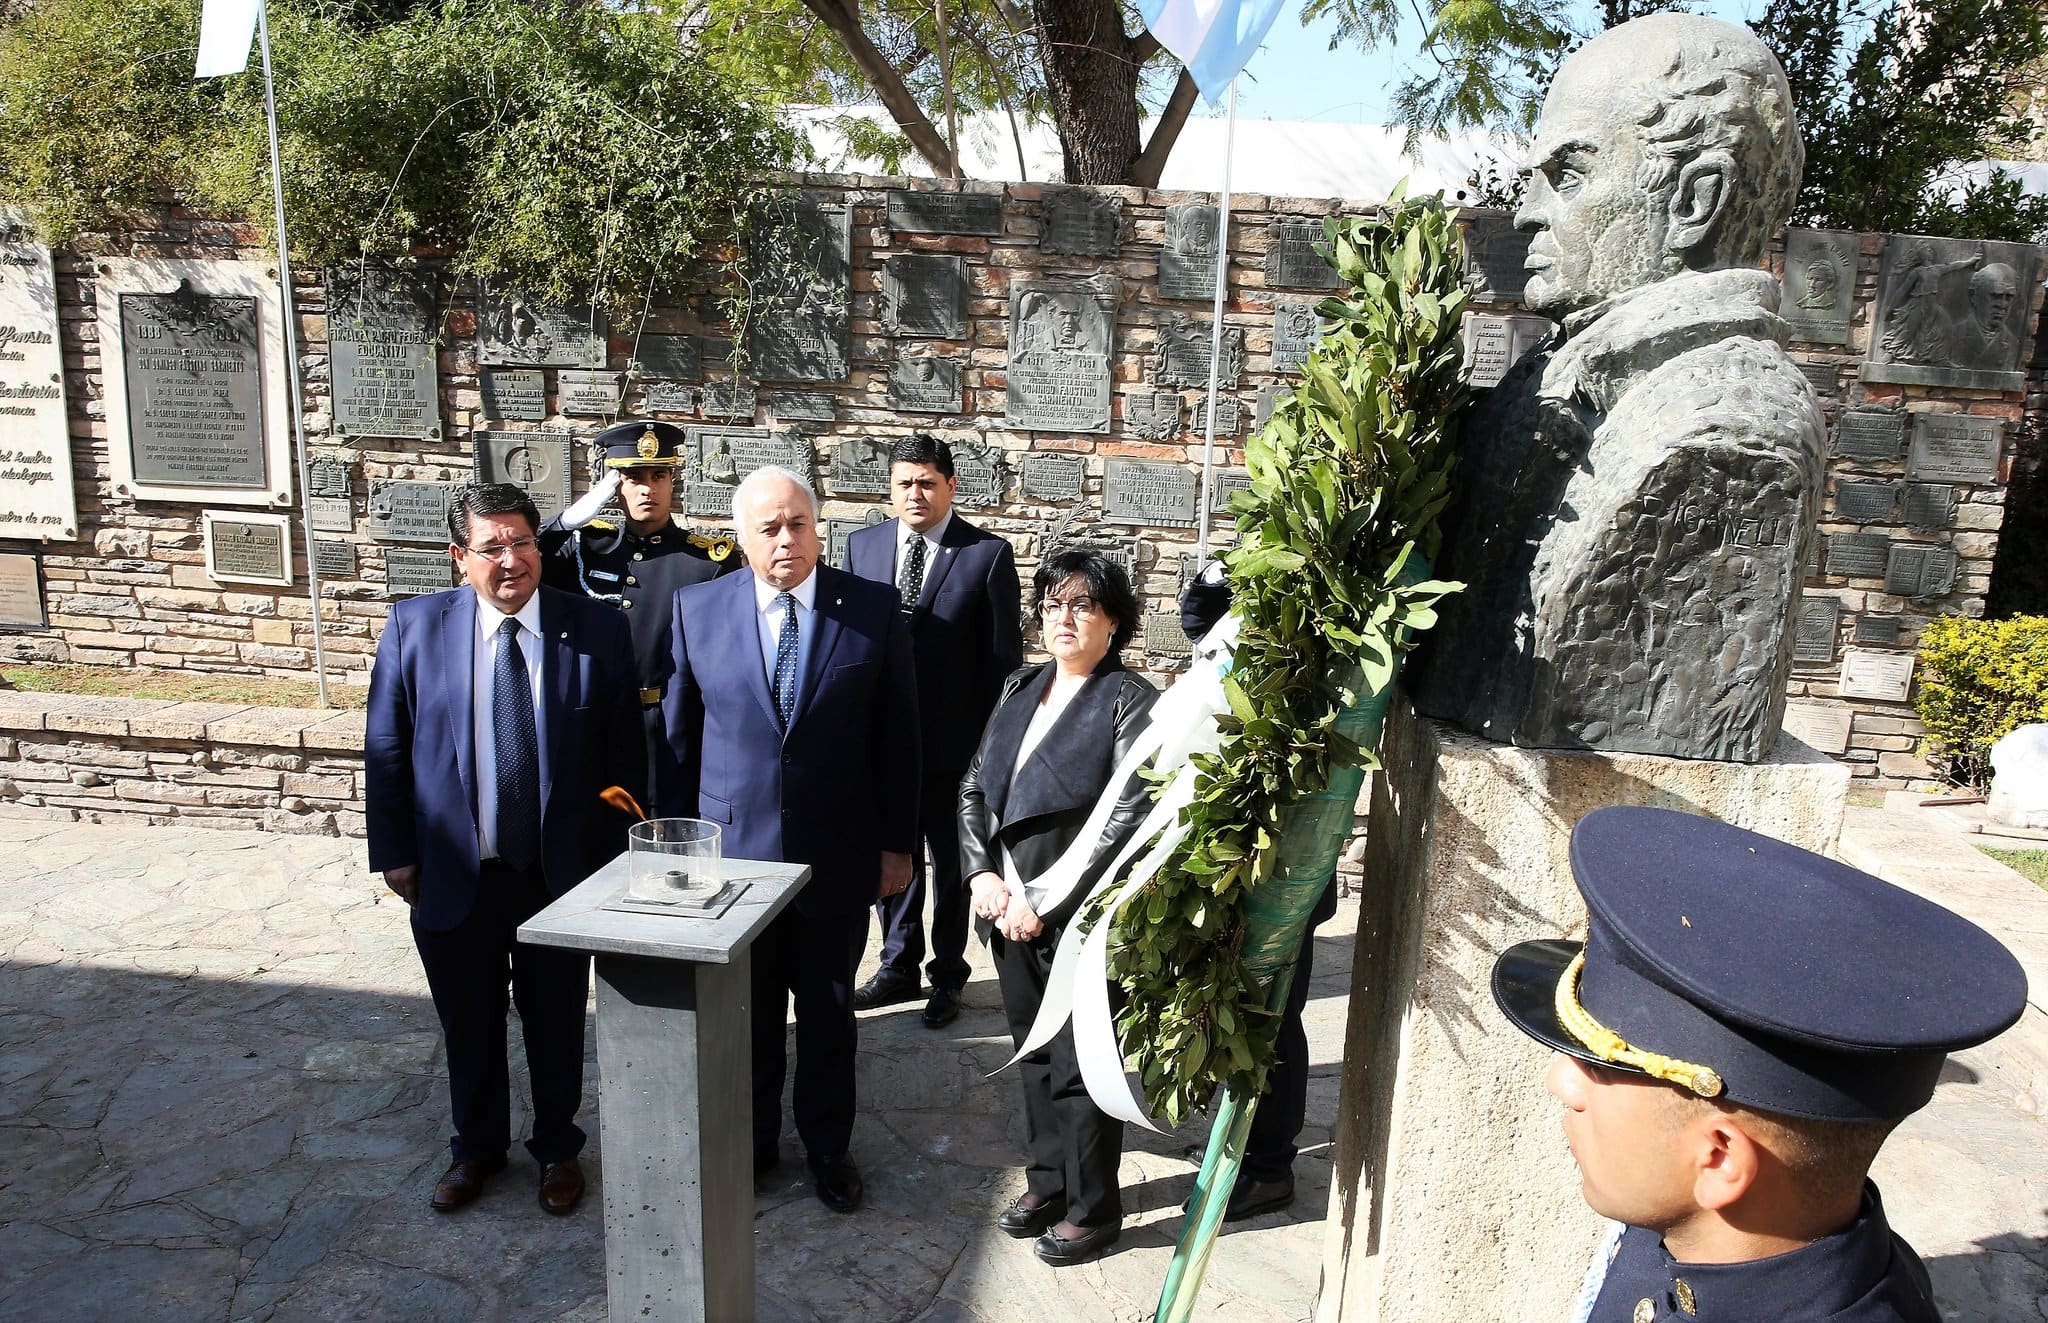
[1914, 615, 2048, 788]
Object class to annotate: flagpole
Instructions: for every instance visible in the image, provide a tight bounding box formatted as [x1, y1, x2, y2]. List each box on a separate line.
[1193, 79, 1238, 553]
[255, 0, 331, 707]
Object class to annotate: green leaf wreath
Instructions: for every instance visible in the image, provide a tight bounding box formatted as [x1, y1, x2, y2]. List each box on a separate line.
[1103, 189, 1475, 1127]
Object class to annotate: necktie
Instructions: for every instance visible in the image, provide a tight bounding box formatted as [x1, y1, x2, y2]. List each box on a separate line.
[493, 616, 542, 870]
[898, 535, 927, 614]
[773, 592, 800, 729]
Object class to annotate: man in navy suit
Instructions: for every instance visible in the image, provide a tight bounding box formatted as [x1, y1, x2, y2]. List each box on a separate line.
[661, 465, 920, 1214]
[366, 482, 643, 1216]
[843, 433, 1021, 1028]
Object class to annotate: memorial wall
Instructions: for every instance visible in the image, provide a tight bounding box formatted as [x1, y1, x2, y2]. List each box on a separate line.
[0, 185, 2036, 787]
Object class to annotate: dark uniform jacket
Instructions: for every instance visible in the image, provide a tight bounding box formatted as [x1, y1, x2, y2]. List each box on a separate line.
[538, 515, 737, 700]
[1589, 1184, 1937, 1322]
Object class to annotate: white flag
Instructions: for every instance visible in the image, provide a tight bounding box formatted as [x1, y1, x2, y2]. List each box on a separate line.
[195, 0, 261, 78]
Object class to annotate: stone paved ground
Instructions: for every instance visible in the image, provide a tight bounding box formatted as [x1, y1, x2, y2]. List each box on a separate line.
[1, 812, 2043, 1321]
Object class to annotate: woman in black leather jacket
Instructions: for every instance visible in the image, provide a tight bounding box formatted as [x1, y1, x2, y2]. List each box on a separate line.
[957, 548, 1159, 1267]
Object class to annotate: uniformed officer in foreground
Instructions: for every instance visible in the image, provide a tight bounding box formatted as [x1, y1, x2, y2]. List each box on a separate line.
[540, 420, 738, 781]
[1492, 806, 2027, 1323]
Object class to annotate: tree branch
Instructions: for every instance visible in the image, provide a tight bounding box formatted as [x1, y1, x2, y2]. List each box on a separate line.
[800, 0, 960, 177]
[1129, 66, 1198, 187]
[1131, 28, 1161, 66]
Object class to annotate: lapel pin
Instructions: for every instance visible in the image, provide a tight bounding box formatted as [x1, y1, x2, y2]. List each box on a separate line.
[558, 631, 567, 639]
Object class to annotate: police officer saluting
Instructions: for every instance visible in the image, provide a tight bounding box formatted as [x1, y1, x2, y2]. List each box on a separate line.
[539, 419, 739, 779]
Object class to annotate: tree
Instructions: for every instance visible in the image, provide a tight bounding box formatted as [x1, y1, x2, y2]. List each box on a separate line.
[1755, 0, 2048, 242]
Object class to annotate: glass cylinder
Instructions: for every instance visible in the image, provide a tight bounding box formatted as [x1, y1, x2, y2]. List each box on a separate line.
[625, 817, 723, 904]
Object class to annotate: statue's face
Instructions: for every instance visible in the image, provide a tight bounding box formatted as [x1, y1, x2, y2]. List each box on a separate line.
[1973, 265, 2018, 331]
[1516, 64, 1670, 313]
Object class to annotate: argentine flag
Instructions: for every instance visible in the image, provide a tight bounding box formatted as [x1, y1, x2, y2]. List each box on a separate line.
[1137, 0, 1291, 105]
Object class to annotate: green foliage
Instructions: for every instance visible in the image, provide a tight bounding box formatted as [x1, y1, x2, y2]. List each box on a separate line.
[0, 0, 804, 310]
[1755, 0, 2048, 243]
[1103, 191, 1470, 1126]
[1914, 615, 2048, 788]
[1306, 0, 1575, 143]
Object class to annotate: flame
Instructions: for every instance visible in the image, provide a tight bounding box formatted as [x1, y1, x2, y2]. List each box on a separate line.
[600, 785, 648, 821]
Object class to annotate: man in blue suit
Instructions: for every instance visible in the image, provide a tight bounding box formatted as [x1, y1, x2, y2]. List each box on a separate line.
[661, 465, 920, 1214]
[843, 434, 1021, 1028]
[366, 482, 643, 1217]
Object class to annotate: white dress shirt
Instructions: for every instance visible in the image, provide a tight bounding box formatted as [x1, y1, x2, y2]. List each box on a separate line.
[753, 570, 819, 709]
[894, 512, 951, 600]
[471, 590, 546, 861]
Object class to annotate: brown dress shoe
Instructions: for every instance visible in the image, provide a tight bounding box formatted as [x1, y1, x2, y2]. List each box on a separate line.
[430, 1156, 505, 1212]
[539, 1158, 586, 1215]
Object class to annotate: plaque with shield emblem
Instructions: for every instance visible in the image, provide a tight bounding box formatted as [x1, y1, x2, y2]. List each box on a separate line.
[1160, 204, 1224, 301]
[1792, 595, 1839, 664]
[474, 430, 573, 519]
[1041, 190, 1123, 257]
[1271, 300, 1322, 375]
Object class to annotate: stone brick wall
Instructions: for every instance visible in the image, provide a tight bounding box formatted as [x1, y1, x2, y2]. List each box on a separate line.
[0, 180, 2036, 789]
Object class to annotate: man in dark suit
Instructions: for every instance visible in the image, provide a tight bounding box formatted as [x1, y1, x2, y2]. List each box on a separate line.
[365, 482, 643, 1216]
[844, 433, 1022, 1028]
[661, 465, 920, 1214]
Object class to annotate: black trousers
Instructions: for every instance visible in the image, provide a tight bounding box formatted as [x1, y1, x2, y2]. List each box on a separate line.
[991, 924, 1123, 1229]
[411, 859, 590, 1165]
[874, 777, 971, 992]
[1244, 877, 1340, 1181]
[752, 906, 868, 1160]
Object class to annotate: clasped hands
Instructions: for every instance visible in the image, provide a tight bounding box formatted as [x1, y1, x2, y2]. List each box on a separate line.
[969, 870, 1042, 942]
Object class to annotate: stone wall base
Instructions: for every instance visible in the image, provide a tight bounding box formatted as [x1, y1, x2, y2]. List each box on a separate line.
[0, 691, 367, 837]
[1318, 696, 1849, 1323]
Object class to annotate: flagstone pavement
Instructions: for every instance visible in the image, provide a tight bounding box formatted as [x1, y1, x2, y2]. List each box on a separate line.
[1, 810, 2044, 1321]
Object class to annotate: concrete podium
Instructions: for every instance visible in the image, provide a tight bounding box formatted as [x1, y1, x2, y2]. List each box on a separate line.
[520, 853, 811, 1323]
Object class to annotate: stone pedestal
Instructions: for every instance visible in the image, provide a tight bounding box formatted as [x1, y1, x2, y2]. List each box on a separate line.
[1317, 697, 1848, 1323]
[521, 854, 811, 1323]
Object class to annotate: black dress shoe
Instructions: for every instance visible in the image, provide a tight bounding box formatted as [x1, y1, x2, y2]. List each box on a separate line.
[808, 1153, 864, 1213]
[429, 1155, 505, 1212]
[921, 986, 962, 1028]
[995, 1192, 1066, 1238]
[852, 968, 922, 1010]
[1033, 1221, 1121, 1266]
[1224, 1172, 1296, 1221]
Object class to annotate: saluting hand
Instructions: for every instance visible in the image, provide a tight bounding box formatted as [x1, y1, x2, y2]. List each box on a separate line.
[878, 850, 913, 900]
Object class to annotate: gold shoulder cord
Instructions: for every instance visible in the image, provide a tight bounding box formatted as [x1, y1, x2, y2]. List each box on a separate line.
[1554, 952, 1725, 1098]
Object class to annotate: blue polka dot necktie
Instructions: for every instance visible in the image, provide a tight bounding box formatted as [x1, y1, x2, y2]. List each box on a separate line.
[493, 616, 542, 870]
[773, 592, 799, 730]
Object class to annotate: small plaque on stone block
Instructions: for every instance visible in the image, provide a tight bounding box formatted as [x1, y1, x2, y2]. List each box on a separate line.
[557, 370, 622, 417]
[1007, 275, 1118, 433]
[1792, 595, 1840, 663]
[1798, 361, 1841, 394]
[0, 553, 44, 630]
[1827, 531, 1891, 579]
[1838, 648, 1915, 703]
[1902, 483, 1957, 530]
[1835, 409, 1907, 461]
[1272, 299, 1323, 375]
[774, 392, 836, 423]
[1779, 230, 1858, 346]
[384, 546, 453, 597]
[1191, 395, 1241, 436]
[307, 457, 351, 499]
[828, 436, 891, 496]
[1020, 453, 1086, 503]
[203, 510, 292, 586]
[700, 380, 759, 420]
[309, 496, 353, 534]
[1265, 218, 1340, 291]
[311, 539, 356, 578]
[1144, 612, 1193, 659]
[883, 254, 969, 340]
[1465, 215, 1533, 303]
[1906, 414, 2001, 484]
[1884, 542, 1956, 598]
[1461, 313, 1551, 388]
[1833, 480, 1898, 523]
[1855, 615, 1903, 645]
[368, 480, 454, 543]
[1104, 459, 1198, 527]
[476, 289, 606, 367]
[887, 190, 1003, 236]
[825, 516, 872, 569]
[686, 481, 733, 518]
[1160, 204, 1224, 301]
[644, 382, 697, 414]
[632, 334, 701, 382]
[480, 369, 547, 420]
[1154, 313, 1245, 390]
[888, 355, 963, 414]
[951, 440, 1008, 510]
[1041, 190, 1123, 257]
[326, 264, 439, 442]
[689, 425, 809, 488]
[1780, 700, 1853, 755]
[473, 430, 572, 519]
[1210, 468, 1251, 514]
[1123, 392, 1182, 440]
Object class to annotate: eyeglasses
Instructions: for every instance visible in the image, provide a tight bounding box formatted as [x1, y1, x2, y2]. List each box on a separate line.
[1038, 595, 1099, 620]
[462, 537, 538, 562]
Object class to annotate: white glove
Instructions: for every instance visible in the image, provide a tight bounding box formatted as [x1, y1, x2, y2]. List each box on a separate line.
[560, 469, 621, 530]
